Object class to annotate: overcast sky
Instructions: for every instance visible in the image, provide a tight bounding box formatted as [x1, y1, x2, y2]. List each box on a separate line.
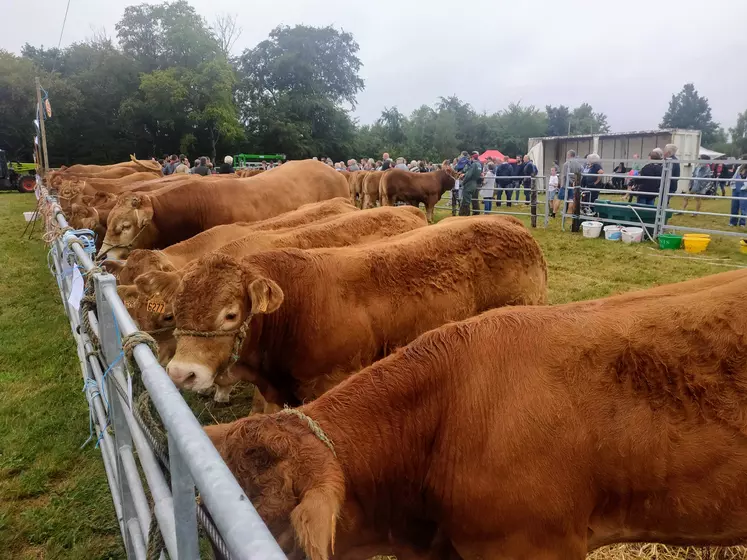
[5, 0, 747, 137]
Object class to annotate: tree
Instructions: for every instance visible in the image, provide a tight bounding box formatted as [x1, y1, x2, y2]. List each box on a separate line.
[212, 13, 242, 58]
[731, 110, 747, 156]
[237, 25, 364, 159]
[115, 1, 220, 71]
[570, 103, 610, 135]
[660, 83, 720, 145]
[492, 103, 548, 156]
[0, 51, 37, 160]
[546, 105, 571, 136]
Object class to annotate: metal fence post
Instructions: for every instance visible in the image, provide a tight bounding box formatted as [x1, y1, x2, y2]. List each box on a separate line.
[94, 273, 141, 558]
[169, 432, 200, 560]
[654, 161, 672, 239]
[530, 179, 538, 228]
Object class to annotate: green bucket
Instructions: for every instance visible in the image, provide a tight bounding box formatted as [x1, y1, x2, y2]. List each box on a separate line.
[658, 233, 683, 250]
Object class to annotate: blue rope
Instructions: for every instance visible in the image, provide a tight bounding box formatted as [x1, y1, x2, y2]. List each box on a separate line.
[99, 351, 124, 411]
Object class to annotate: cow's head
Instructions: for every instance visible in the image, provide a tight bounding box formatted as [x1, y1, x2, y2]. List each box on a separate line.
[98, 193, 157, 260]
[136, 253, 284, 393]
[117, 284, 177, 366]
[69, 203, 99, 230]
[118, 249, 175, 285]
[205, 413, 344, 560]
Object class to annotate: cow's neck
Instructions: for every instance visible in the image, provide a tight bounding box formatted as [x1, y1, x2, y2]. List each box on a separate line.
[306, 349, 445, 536]
[150, 186, 211, 247]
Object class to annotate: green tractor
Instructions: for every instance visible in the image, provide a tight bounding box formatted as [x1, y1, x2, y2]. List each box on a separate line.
[0, 149, 36, 193]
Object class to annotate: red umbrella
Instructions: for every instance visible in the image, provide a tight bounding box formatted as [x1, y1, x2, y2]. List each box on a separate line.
[479, 150, 505, 163]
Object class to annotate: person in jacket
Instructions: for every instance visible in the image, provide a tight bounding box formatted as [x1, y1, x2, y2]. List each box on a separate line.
[664, 144, 680, 193]
[218, 155, 235, 174]
[496, 156, 514, 207]
[719, 162, 735, 196]
[459, 152, 483, 216]
[632, 148, 664, 205]
[682, 155, 712, 216]
[580, 153, 604, 213]
[729, 164, 747, 227]
[480, 163, 496, 213]
[521, 155, 537, 203]
[557, 150, 584, 216]
[193, 156, 210, 176]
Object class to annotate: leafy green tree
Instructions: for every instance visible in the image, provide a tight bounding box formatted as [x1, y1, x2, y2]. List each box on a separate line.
[660, 83, 720, 145]
[115, 1, 220, 72]
[492, 103, 548, 156]
[546, 105, 571, 136]
[729, 111, 747, 156]
[570, 103, 610, 135]
[0, 51, 37, 160]
[237, 24, 363, 160]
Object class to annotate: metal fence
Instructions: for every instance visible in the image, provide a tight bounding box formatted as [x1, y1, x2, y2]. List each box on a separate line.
[559, 158, 747, 240]
[435, 175, 550, 227]
[38, 180, 285, 560]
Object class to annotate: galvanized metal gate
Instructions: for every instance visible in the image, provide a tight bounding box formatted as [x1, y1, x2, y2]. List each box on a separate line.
[39, 180, 286, 560]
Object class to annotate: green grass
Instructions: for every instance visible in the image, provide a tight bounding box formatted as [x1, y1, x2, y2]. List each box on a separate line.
[2, 190, 747, 559]
[0, 193, 123, 560]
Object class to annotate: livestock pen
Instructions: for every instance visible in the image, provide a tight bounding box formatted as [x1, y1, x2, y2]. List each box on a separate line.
[4, 185, 747, 558]
[31, 181, 285, 559]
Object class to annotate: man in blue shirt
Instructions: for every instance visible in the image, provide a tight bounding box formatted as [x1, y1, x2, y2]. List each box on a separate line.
[664, 144, 680, 194]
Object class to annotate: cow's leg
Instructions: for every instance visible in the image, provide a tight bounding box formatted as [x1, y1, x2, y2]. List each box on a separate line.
[426, 203, 434, 223]
[362, 192, 370, 209]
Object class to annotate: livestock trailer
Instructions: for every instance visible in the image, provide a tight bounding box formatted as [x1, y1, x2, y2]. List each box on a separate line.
[527, 129, 701, 192]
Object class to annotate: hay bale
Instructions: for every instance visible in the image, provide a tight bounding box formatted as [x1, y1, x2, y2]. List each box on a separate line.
[588, 544, 747, 559]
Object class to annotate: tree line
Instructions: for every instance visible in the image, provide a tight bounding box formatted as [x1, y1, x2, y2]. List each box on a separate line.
[0, 0, 745, 166]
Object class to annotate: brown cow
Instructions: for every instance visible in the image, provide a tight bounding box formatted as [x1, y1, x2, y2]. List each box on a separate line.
[48, 158, 162, 187]
[361, 170, 389, 209]
[98, 160, 349, 260]
[349, 170, 369, 207]
[112, 198, 358, 284]
[379, 169, 455, 222]
[128, 206, 428, 392]
[141, 216, 547, 408]
[205, 269, 747, 560]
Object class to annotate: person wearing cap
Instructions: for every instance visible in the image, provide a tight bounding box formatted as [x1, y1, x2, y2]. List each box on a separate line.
[459, 151, 483, 216]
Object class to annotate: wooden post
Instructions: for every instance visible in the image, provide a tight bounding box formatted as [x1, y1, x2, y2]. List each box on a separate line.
[571, 186, 582, 232]
[35, 77, 50, 176]
[530, 179, 537, 228]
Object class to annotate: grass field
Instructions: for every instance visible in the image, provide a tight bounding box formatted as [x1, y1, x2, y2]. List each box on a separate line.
[2, 190, 747, 559]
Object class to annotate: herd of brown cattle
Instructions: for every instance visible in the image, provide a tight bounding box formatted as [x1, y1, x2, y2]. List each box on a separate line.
[51, 158, 747, 559]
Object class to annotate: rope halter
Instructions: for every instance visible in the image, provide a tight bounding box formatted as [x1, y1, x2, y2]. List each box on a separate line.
[280, 406, 337, 458]
[173, 313, 255, 375]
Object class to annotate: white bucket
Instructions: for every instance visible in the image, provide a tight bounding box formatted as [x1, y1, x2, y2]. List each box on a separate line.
[603, 225, 622, 241]
[621, 227, 644, 244]
[581, 221, 603, 238]
[23, 211, 38, 222]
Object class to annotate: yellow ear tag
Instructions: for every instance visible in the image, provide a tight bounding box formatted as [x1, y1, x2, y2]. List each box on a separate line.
[147, 298, 166, 314]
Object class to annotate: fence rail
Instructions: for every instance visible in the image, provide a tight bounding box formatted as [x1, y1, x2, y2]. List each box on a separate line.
[38, 180, 285, 560]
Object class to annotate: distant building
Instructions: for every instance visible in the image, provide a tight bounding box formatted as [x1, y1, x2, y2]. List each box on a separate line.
[528, 129, 702, 192]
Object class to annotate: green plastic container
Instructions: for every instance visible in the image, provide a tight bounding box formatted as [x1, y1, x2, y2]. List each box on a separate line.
[658, 233, 683, 250]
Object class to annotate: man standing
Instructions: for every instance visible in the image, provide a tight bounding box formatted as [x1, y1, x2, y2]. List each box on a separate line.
[395, 157, 409, 171]
[521, 155, 537, 203]
[381, 153, 393, 170]
[557, 150, 584, 216]
[459, 151, 483, 216]
[193, 156, 210, 176]
[348, 159, 360, 171]
[496, 156, 514, 207]
[664, 144, 680, 194]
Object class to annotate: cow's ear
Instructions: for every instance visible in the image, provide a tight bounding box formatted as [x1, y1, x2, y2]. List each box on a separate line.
[290, 486, 341, 560]
[102, 259, 125, 275]
[203, 422, 235, 455]
[80, 195, 95, 206]
[247, 278, 284, 315]
[134, 270, 181, 301]
[117, 284, 141, 305]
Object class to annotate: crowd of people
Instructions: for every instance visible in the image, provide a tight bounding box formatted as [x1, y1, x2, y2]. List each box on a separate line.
[159, 148, 747, 226]
[156, 154, 286, 175]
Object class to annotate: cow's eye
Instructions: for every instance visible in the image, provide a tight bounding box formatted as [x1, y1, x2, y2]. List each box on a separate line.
[163, 314, 174, 322]
[225, 313, 237, 321]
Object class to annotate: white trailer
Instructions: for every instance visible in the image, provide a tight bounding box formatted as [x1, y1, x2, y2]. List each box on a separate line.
[527, 129, 701, 192]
